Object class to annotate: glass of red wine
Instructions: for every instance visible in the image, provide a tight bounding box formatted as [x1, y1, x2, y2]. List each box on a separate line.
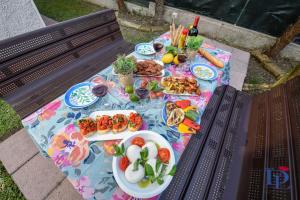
[153, 38, 164, 59]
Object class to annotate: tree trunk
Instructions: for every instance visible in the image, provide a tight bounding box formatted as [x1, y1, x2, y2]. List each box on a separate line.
[155, 0, 165, 23]
[266, 17, 300, 58]
[117, 0, 127, 15]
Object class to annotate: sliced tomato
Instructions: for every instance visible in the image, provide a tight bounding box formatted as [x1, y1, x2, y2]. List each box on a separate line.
[131, 137, 145, 147]
[119, 156, 129, 171]
[158, 148, 171, 163]
[175, 100, 191, 109]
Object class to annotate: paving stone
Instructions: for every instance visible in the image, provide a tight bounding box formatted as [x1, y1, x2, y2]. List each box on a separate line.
[12, 154, 65, 200]
[0, 128, 39, 174]
[230, 57, 249, 74]
[232, 47, 250, 63]
[46, 178, 83, 200]
[229, 71, 246, 90]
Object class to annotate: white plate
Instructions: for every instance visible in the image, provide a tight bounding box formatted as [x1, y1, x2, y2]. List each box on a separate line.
[112, 60, 165, 78]
[85, 110, 137, 141]
[112, 130, 175, 198]
[135, 43, 156, 55]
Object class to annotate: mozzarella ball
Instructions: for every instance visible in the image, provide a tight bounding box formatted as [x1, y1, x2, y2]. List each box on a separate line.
[125, 163, 145, 183]
[142, 142, 158, 159]
[126, 145, 141, 163]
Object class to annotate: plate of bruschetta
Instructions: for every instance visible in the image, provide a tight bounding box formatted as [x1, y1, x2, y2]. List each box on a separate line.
[77, 110, 144, 141]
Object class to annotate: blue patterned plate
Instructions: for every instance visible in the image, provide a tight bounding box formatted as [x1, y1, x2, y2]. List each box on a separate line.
[161, 101, 200, 132]
[135, 43, 155, 55]
[190, 64, 218, 81]
[64, 82, 99, 108]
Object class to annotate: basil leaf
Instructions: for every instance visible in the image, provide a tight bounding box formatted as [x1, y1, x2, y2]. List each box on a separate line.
[133, 159, 140, 171]
[121, 143, 125, 155]
[145, 163, 154, 177]
[168, 165, 177, 176]
[140, 147, 148, 160]
[159, 164, 168, 177]
[157, 177, 164, 185]
[156, 158, 162, 173]
[113, 145, 121, 156]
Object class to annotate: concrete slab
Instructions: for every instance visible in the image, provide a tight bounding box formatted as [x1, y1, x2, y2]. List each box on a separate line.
[230, 57, 249, 74]
[231, 47, 251, 64]
[41, 15, 57, 26]
[12, 154, 65, 200]
[46, 178, 83, 200]
[0, 128, 39, 174]
[229, 70, 246, 90]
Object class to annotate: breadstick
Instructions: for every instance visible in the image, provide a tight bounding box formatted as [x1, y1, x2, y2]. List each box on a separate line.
[175, 25, 183, 46]
[198, 48, 224, 68]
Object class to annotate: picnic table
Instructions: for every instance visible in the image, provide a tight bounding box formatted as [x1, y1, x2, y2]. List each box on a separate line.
[21, 31, 231, 199]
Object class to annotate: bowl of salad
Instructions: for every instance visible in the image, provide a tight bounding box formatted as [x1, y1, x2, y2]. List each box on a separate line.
[112, 130, 176, 198]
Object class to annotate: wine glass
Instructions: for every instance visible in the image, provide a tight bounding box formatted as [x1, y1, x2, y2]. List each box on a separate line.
[153, 38, 164, 60]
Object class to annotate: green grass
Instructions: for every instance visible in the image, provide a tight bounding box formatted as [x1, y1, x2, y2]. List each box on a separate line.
[0, 162, 25, 200]
[34, 0, 104, 22]
[0, 100, 22, 141]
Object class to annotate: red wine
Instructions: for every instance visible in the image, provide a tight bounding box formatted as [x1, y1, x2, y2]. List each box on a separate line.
[153, 42, 164, 52]
[178, 54, 187, 63]
[92, 85, 108, 97]
[188, 16, 200, 36]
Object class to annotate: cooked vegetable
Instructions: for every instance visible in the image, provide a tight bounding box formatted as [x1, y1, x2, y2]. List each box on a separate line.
[182, 118, 200, 131]
[175, 100, 191, 109]
[178, 123, 196, 134]
[158, 148, 171, 163]
[185, 110, 199, 122]
[183, 106, 198, 112]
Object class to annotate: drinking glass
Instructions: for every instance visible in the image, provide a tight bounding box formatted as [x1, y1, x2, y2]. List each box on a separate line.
[152, 38, 164, 59]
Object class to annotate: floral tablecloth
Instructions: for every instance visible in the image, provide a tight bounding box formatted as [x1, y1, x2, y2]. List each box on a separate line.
[22, 32, 231, 200]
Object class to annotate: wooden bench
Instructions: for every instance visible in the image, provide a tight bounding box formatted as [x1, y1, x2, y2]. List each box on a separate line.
[0, 9, 133, 119]
[161, 76, 300, 200]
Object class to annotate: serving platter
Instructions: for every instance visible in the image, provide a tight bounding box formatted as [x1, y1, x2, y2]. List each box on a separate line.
[135, 43, 156, 55]
[190, 63, 218, 81]
[112, 130, 175, 198]
[85, 110, 138, 141]
[160, 77, 201, 96]
[112, 60, 165, 78]
[64, 82, 99, 109]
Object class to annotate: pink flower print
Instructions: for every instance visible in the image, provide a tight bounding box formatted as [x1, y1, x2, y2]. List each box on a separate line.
[172, 141, 185, 153]
[65, 124, 76, 135]
[71, 176, 95, 199]
[68, 140, 90, 167]
[39, 100, 61, 120]
[182, 134, 191, 146]
[112, 187, 131, 200]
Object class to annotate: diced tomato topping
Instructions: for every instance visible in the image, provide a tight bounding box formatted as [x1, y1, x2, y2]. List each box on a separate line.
[158, 148, 170, 163]
[131, 137, 145, 147]
[119, 156, 130, 171]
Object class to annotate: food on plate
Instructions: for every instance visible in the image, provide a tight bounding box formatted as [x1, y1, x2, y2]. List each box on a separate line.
[128, 113, 143, 131]
[158, 148, 171, 163]
[142, 141, 158, 159]
[96, 115, 113, 133]
[125, 163, 145, 183]
[119, 156, 130, 171]
[136, 60, 163, 76]
[112, 114, 128, 133]
[138, 80, 164, 99]
[175, 100, 191, 109]
[113, 135, 176, 187]
[130, 94, 140, 102]
[161, 77, 201, 95]
[178, 123, 196, 134]
[164, 100, 201, 134]
[182, 118, 200, 131]
[92, 85, 108, 97]
[135, 88, 149, 99]
[198, 48, 224, 68]
[78, 118, 97, 137]
[166, 108, 185, 126]
[131, 137, 145, 147]
[126, 145, 141, 162]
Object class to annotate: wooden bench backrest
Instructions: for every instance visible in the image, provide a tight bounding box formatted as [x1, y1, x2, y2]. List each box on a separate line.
[0, 9, 120, 98]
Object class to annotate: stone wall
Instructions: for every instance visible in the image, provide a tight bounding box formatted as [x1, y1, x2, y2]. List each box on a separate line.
[0, 0, 45, 41]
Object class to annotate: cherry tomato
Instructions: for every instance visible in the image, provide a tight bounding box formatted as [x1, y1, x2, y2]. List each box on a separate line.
[119, 156, 129, 171]
[158, 148, 170, 163]
[131, 137, 145, 147]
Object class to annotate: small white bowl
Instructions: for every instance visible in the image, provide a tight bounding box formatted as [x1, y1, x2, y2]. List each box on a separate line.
[112, 130, 175, 198]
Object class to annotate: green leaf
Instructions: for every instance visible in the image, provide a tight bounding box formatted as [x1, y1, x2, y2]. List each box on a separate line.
[133, 159, 140, 171]
[121, 144, 125, 155]
[157, 177, 164, 185]
[140, 147, 148, 160]
[145, 163, 154, 177]
[156, 158, 162, 173]
[168, 165, 177, 176]
[113, 144, 125, 157]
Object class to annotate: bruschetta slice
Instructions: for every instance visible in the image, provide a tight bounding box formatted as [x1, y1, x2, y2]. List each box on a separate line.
[112, 114, 128, 133]
[96, 115, 113, 133]
[128, 113, 143, 131]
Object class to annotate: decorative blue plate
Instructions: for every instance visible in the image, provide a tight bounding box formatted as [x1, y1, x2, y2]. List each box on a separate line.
[190, 64, 218, 81]
[64, 82, 99, 108]
[161, 102, 200, 132]
[135, 43, 155, 55]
